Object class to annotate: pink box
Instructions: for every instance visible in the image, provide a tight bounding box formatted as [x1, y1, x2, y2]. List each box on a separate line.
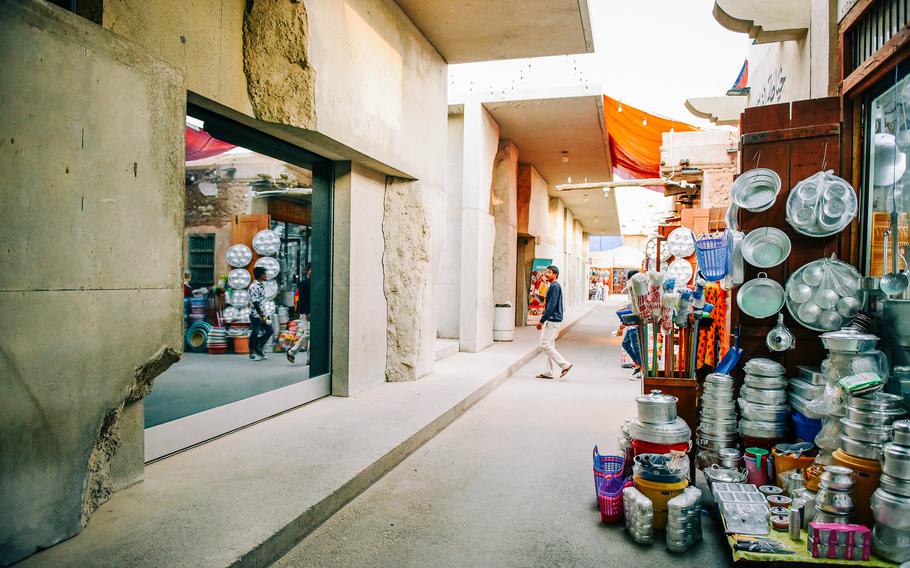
[807, 522, 871, 561]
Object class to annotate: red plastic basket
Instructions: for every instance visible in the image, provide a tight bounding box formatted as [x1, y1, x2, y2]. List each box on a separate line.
[631, 438, 690, 456]
[598, 476, 633, 523]
[593, 446, 625, 497]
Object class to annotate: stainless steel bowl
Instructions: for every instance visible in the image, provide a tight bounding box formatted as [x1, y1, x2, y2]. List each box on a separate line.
[744, 374, 789, 390]
[840, 417, 893, 443]
[816, 488, 856, 514]
[844, 405, 906, 427]
[741, 387, 788, 406]
[740, 419, 788, 439]
[700, 404, 736, 419]
[881, 473, 910, 498]
[700, 418, 739, 435]
[883, 442, 910, 481]
[840, 434, 884, 460]
[629, 417, 690, 444]
[849, 392, 905, 412]
[820, 465, 856, 491]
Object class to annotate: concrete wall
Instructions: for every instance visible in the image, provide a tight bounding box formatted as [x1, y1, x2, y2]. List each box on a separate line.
[103, 0, 448, 389]
[0, 2, 185, 563]
[459, 102, 499, 352]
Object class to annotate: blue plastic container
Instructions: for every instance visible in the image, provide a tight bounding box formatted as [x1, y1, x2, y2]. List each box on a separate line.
[792, 411, 822, 443]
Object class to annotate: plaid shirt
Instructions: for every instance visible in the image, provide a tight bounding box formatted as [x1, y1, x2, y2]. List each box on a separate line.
[249, 281, 265, 317]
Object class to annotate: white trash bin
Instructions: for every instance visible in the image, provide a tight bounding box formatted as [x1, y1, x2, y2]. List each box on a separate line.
[493, 303, 515, 342]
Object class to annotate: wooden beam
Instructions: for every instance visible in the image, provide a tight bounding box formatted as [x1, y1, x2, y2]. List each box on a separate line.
[839, 0, 876, 37]
[843, 25, 910, 97]
[742, 124, 840, 145]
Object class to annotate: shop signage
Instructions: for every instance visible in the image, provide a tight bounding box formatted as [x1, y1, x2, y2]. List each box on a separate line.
[527, 258, 553, 325]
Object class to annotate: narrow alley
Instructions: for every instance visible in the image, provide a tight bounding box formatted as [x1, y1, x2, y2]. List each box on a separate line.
[274, 302, 728, 568]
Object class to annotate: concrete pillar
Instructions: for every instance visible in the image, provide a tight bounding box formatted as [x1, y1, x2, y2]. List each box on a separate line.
[491, 140, 519, 326]
[437, 113, 464, 339]
[458, 101, 499, 352]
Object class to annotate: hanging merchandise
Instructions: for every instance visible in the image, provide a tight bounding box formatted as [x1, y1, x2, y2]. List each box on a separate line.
[667, 258, 694, 289]
[229, 289, 250, 307]
[742, 228, 791, 269]
[784, 256, 863, 331]
[263, 279, 279, 300]
[227, 268, 251, 289]
[252, 229, 281, 256]
[785, 171, 858, 237]
[695, 231, 728, 281]
[226, 244, 253, 268]
[766, 313, 796, 352]
[731, 168, 781, 213]
[206, 326, 228, 354]
[666, 227, 696, 258]
[737, 273, 785, 319]
[254, 256, 281, 279]
[261, 299, 277, 317]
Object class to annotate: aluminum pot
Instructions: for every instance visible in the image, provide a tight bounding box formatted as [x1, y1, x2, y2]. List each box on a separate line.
[820, 465, 855, 491]
[844, 405, 906, 427]
[872, 523, 910, 563]
[840, 417, 893, 443]
[718, 448, 744, 470]
[883, 442, 910, 480]
[636, 390, 678, 424]
[881, 473, 910, 498]
[706, 372, 734, 385]
[816, 488, 856, 514]
[840, 434, 884, 460]
[738, 398, 789, 422]
[872, 488, 910, 530]
[740, 418, 788, 439]
[813, 509, 852, 525]
[894, 420, 910, 446]
[700, 404, 736, 419]
[699, 418, 739, 436]
[819, 328, 880, 352]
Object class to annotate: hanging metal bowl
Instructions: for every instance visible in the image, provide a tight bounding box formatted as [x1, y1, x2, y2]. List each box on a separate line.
[263, 279, 279, 300]
[252, 229, 281, 256]
[227, 268, 251, 289]
[742, 227, 791, 268]
[226, 244, 253, 268]
[229, 289, 250, 307]
[737, 272, 785, 319]
[255, 256, 280, 279]
[731, 168, 781, 212]
[261, 300, 277, 317]
[667, 258, 694, 288]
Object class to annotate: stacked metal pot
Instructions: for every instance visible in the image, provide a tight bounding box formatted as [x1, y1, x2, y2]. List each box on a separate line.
[738, 358, 789, 440]
[814, 465, 856, 524]
[696, 373, 738, 467]
[666, 487, 703, 553]
[872, 420, 910, 563]
[629, 390, 691, 449]
[840, 393, 906, 460]
[623, 486, 655, 544]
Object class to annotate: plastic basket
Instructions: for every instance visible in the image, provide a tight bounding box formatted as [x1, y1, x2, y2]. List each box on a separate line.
[695, 232, 728, 281]
[593, 446, 625, 496]
[598, 475, 633, 523]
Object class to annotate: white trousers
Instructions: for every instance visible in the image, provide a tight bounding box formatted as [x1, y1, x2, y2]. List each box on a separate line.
[540, 321, 569, 376]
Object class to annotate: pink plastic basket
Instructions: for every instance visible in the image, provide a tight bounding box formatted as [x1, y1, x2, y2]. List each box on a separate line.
[598, 476, 632, 523]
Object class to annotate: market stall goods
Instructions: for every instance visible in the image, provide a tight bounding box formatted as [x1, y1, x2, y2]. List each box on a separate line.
[784, 258, 863, 331]
[785, 171, 858, 237]
[737, 274, 785, 319]
[227, 268, 251, 290]
[666, 227, 696, 258]
[228, 289, 250, 308]
[742, 227, 791, 269]
[254, 256, 280, 279]
[251, 229, 281, 256]
[731, 168, 781, 213]
[623, 486, 655, 544]
[226, 244, 253, 268]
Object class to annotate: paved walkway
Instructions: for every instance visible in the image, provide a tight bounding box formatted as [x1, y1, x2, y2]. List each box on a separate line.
[275, 301, 730, 568]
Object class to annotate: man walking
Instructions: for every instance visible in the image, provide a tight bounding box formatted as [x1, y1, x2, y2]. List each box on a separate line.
[536, 265, 573, 379]
[248, 266, 273, 361]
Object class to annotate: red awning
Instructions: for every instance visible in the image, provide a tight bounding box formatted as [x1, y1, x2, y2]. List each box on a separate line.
[603, 95, 699, 181]
[185, 126, 235, 161]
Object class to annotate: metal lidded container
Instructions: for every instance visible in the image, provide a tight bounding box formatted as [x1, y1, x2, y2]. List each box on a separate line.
[883, 442, 910, 481]
[636, 390, 678, 424]
[894, 420, 910, 447]
[819, 328, 880, 353]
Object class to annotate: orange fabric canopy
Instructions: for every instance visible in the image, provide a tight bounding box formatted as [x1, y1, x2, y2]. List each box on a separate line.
[603, 95, 699, 181]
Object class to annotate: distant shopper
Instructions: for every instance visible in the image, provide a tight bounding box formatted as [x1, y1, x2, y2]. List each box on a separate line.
[536, 265, 573, 379]
[595, 279, 605, 301]
[248, 266, 273, 362]
[620, 269, 642, 380]
[287, 265, 311, 365]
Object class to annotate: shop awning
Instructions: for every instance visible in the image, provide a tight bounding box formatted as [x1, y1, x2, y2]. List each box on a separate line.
[603, 95, 699, 181]
[185, 126, 235, 162]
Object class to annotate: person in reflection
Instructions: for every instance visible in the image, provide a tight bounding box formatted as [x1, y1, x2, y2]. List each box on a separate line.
[536, 265, 573, 380]
[248, 266, 273, 362]
[287, 265, 311, 365]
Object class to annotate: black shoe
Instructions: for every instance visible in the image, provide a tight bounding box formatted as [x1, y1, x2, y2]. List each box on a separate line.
[287, 351, 296, 364]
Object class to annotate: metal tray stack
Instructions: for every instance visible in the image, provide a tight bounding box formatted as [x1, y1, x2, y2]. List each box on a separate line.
[697, 373, 738, 466]
[840, 393, 906, 461]
[666, 486, 703, 552]
[739, 359, 789, 439]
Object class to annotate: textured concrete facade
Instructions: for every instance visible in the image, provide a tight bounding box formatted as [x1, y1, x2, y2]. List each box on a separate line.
[491, 140, 519, 327]
[0, 2, 185, 563]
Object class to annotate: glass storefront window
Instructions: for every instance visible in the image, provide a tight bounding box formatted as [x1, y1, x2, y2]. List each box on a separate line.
[866, 70, 910, 276]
